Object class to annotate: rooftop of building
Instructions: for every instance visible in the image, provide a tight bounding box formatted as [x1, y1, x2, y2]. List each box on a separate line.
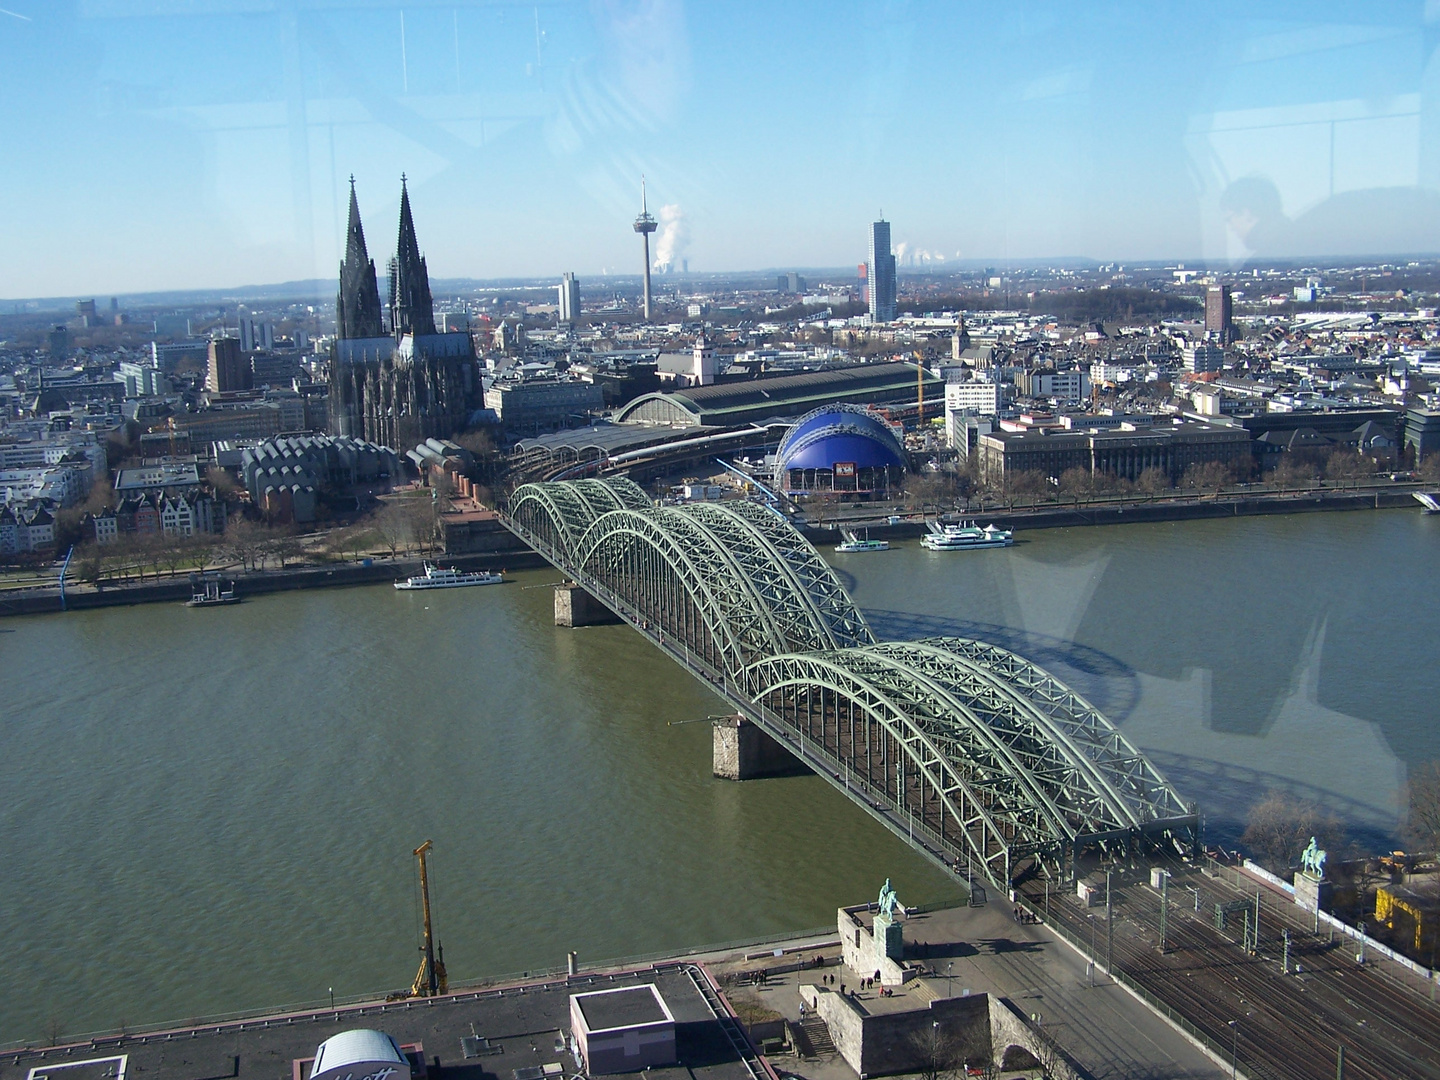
[616, 363, 940, 425]
[572, 984, 672, 1031]
[515, 422, 705, 458]
[0, 967, 751, 1080]
[114, 463, 201, 489]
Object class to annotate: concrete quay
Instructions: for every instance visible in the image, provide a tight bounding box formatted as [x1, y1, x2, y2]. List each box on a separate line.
[0, 551, 551, 618]
[2, 911, 1230, 1080]
[799, 487, 1420, 544]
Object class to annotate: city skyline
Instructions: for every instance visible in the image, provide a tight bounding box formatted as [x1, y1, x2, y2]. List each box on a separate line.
[4, 3, 1440, 297]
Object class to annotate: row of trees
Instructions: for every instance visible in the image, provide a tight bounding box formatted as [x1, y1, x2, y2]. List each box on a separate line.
[63, 488, 448, 585]
[899, 445, 1440, 513]
[70, 520, 312, 584]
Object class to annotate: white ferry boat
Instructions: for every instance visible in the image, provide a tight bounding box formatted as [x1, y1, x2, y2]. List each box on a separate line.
[395, 563, 504, 590]
[920, 520, 1014, 551]
[834, 528, 890, 553]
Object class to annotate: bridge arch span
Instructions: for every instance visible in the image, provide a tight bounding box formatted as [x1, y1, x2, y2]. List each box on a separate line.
[502, 479, 1193, 886]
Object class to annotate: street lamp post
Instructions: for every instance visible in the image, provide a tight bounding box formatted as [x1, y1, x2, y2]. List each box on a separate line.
[1087, 914, 1097, 987]
[946, 962, 954, 998]
[1106, 866, 1113, 972]
[1228, 1019, 1239, 1080]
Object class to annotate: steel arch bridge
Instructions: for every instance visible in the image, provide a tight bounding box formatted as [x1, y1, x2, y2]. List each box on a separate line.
[503, 478, 1193, 887]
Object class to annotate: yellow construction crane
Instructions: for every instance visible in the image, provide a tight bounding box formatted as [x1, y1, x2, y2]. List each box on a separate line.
[409, 840, 448, 997]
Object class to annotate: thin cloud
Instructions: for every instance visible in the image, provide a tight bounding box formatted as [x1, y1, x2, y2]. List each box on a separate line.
[0, 8, 32, 20]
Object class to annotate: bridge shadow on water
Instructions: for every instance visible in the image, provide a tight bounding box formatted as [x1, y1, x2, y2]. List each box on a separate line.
[862, 608, 1141, 724]
[860, 609, 1401, 850]
[1145, 750, 1398, 852]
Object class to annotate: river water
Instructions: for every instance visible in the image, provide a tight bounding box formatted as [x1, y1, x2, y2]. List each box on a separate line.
[2, 508, 1437, 1044]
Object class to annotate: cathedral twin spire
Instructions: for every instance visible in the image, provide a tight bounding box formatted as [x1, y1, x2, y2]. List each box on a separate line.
[337, 177, 385, 340]
[336, 175, 435, 341]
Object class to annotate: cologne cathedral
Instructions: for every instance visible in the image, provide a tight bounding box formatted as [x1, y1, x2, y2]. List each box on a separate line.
[328, 178, 477, 449]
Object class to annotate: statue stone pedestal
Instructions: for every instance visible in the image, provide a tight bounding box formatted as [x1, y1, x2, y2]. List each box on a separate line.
[1294, 871, 1331, 912]
[874, 912, 905, 960]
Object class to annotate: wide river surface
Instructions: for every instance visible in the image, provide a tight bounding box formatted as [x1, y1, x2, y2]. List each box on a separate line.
[3, 508, 1437, 1044]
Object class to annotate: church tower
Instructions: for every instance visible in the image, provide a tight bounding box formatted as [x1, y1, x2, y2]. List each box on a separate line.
[389, 175, 437, 338]
[336, 178, 385, 340]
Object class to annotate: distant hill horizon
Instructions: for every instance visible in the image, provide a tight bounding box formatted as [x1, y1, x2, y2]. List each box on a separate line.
[5, 253, 1438, 313]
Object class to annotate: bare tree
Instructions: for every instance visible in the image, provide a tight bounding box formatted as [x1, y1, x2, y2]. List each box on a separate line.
[270, 533, 306, 569]
[74, 544, 103, 585]
[1136, 467, 1170, 496]
[1027, 1021, 1074, 1080]
[186, 542, 214, 573]
[1325, 449, 1368, 488]
[1006, 469, 1048, 497]
[332, 524, 376, 562]
[398, 495, 436, 555]
[370, 502, 413, 559]
[224, 519, 267, 572]
[205, 465, 239, 500]
[1241, 791, 1345, 873]
[1404, 760, 1440, 854]
[1180, 461, 1231, 495]
[1274, 456, 1320, 488]
[140, 534, 165, 581]
[322, 528, 352, 563]
[1058, 466, 1092, 503]
[158, 536, 189, 578]
[905, 473, 955, 517]
[909, 1021, 968, 1080]
[455, 429, 496, 457]
[433, 471, 457, 508]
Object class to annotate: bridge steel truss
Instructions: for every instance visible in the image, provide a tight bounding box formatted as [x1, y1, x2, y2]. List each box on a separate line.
[503, 478, 1194, 888]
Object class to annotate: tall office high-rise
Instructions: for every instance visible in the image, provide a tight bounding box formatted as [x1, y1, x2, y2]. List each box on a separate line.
[867, 219, 896, 323]
[239, 318, 274, 353]
[208, 337, 253, 393]
[559, 272, 581, 325]
[1205, 285, 1233, 343]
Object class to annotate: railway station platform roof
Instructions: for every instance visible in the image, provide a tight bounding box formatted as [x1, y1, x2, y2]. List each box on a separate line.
[614, 363, 941, 427]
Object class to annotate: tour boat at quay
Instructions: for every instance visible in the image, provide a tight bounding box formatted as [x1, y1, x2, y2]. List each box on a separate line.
[920, 521, 1014, 550]
[834, 528, 890, 553]
[395, 563, 504, 590]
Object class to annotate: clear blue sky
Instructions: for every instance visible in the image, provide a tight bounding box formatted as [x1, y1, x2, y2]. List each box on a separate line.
[1, 1, 1438, 297]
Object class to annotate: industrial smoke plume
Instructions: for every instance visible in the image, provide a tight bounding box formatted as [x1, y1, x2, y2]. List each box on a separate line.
[894, 241, 945, 268]
[653, 204, 688, 271]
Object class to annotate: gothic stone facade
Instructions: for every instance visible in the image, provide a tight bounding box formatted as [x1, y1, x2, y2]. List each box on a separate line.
[328, 333, 475, 449]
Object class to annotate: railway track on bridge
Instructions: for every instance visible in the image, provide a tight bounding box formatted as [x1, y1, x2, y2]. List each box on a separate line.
[1019, 866, 1440, 1080]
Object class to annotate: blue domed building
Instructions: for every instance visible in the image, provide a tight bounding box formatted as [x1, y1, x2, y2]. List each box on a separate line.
[773, 404, 908, 496]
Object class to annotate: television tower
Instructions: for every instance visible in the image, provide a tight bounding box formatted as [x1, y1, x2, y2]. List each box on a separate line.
[633, 177, 657, 320]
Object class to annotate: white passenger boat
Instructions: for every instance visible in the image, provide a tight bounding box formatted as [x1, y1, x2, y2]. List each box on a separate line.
[1414, 491, 1440, 514]
[920, 520, 1014, 550]
[395, 563, 504, 590]
[834, 528, 890, 553]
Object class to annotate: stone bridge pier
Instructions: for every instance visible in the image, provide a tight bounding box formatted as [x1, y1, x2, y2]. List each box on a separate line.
[712, 715, 807, 780]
